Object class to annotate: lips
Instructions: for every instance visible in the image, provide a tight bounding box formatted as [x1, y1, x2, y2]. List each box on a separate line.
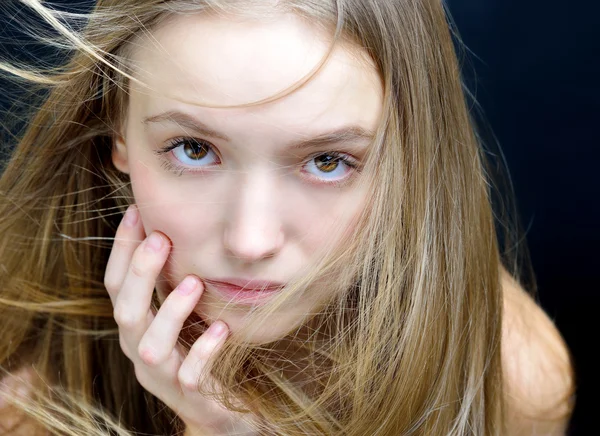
[204, 277, 285, 291]
[204, 278, 285, 305]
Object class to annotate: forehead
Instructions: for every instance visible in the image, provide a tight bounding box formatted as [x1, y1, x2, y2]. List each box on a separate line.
[127, 12, 383, 133]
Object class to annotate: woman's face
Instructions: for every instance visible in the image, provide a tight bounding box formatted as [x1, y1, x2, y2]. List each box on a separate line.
[112, 12, 383, 342]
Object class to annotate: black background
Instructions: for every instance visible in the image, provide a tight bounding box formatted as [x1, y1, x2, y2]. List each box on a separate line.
[1, 1, 597, 434]
[446, 1, 598, 434]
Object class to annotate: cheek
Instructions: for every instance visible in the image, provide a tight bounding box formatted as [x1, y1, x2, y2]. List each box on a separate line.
[129, 164, 183, 233]
[128, 163, 219, 270]
[293, 188, 367, 252]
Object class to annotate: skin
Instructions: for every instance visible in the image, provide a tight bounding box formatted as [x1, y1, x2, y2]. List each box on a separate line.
[105, 207, 258, 435]
[111, 12, 383, 343]
[0, 6, 573, 436]
[106, 11, 383, 435]
[102, 10, 575, 436]
[1, 9, 573, 436]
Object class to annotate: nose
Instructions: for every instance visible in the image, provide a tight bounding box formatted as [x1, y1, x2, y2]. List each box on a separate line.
[223, 171, 284, 263]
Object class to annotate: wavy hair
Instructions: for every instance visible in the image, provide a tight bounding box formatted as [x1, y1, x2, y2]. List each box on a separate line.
[0, 0, 533, 434]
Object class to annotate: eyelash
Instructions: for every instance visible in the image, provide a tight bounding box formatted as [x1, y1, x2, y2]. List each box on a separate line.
[153, 137, 362, 187]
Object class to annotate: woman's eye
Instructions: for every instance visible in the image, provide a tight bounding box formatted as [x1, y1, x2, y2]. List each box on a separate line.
[169, 138, 220, 167]
[303, 152, 357, 181]
[155, 139, 358, 184]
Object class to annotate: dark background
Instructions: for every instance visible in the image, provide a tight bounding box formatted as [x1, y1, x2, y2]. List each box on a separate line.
[446, 1, 598, 434]
[1, 1, 597, 434]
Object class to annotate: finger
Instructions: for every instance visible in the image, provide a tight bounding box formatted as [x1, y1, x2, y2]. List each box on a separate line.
[137, 275, 203, 366]
[104, 205, 146, 305]
[178, 320, 229, 393]
[113, 231, 171, 344]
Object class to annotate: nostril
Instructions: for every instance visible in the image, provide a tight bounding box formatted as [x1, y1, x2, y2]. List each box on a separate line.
[223, 226, 284, 262]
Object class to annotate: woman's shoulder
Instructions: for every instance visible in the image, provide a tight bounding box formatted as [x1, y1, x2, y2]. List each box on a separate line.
[500, 266, 575, 435]
[0, 366, 48, 435]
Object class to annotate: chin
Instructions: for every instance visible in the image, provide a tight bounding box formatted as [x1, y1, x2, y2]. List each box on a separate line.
[195, 304, 300, 345]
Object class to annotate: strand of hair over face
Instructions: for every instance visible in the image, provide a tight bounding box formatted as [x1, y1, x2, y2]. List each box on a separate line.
[0, 0, 535, 435]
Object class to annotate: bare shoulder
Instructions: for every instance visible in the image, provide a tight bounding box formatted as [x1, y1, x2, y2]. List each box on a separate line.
[500, 266, 576, 436]
[0, 366, 48, 435]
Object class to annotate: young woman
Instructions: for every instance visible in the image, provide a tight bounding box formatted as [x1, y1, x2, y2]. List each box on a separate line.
[0, 0, 574, 435]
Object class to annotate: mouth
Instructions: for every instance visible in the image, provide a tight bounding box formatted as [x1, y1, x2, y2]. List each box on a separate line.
[204, 278, 285, 304]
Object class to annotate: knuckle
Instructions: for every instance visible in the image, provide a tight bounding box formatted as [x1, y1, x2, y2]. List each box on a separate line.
[103, 276, 119, 294]
[138, 344, 161, 367]
[178, 368, 200, 392]
[128, 240, 166, 279]
[113, 305, 139, 329]
[113, 237, 130, 252]
[137, 340, 169, 367]
[129, 261, 147, 279]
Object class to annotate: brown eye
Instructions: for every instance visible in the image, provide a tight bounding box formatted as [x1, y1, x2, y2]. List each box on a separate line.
[183, 139, 210, 160]
[314, 154, 340, 173]
[165, 137, 220, 169]
[302, 151, 358, 183]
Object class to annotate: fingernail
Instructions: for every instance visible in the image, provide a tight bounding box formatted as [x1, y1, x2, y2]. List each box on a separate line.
[123, 205, 138, 227]
[210, 321, 227, 337]
[145, 232, 164, 252]
[177, 276, 198, 296]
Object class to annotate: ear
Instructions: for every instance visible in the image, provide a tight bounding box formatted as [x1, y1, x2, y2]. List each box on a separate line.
[112, 135, 130, 174]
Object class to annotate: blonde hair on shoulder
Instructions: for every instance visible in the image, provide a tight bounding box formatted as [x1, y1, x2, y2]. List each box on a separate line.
[0, 0, 534, 434]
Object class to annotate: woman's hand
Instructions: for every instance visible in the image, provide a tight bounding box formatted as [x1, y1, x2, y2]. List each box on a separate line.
[103, 205, 257, 435]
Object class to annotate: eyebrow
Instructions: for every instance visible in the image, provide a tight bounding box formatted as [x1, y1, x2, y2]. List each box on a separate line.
[142, 110, 375, 151]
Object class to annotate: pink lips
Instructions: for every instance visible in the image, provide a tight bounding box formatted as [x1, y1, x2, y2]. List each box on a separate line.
[204, 278, 285, 304]
[206, 278, 285, 290]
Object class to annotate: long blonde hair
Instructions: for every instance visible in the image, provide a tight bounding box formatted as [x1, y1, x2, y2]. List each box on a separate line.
[0, 0, 532, 434]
